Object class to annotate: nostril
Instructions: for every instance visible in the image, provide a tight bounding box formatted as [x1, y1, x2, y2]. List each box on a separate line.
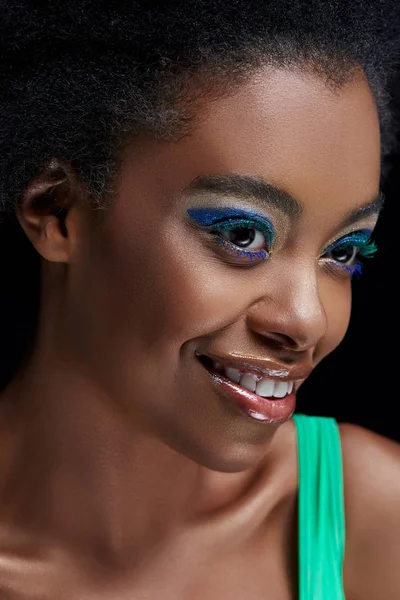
[253, 330, 297, 351]
[267, 332, 302, 351]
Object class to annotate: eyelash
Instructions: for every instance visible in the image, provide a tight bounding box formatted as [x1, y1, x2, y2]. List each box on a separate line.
[212, 217, 274, 263]
[187, 208, 377, 277]
[186, 208, 275, 264]
[321, 230, 377, 278]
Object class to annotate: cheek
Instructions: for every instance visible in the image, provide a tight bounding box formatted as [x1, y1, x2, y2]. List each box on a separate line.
[76, 218, 245, 362]
[315, 280, 352, 363]
[123, 242, 248, 349]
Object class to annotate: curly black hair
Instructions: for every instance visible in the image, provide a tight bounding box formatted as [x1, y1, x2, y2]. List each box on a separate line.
[1, 0, 399, 220]
[0, 0, 399, 386]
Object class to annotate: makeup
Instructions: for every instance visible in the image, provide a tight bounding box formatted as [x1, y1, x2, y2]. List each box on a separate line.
[204, 368, 296, 424]
[322, 228, 377, 278]
[196, 353, 297, 424]
[187, 207, 276, 263]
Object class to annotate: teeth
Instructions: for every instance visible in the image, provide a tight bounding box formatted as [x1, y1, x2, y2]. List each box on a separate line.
[240, 374, 257, 392]
[225, 367, 241, 383]
[273, 382, 289, 398]
[220, 364, 294, 398]
[256, 378, 275, 397]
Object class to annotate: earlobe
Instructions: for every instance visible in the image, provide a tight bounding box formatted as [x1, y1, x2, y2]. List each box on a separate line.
[14, 158, 81, 264]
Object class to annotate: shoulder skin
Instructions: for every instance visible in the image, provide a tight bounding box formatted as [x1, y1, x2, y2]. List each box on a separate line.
[340, 422, 400, 600]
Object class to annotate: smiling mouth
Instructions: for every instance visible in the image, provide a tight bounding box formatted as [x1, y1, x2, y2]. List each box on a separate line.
[197, 354, 294, 399]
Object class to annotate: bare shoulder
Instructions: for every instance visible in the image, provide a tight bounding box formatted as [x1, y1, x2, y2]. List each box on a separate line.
[339, 422, 400, 600]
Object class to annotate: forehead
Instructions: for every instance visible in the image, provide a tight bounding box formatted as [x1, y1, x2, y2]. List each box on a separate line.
[118, 67, 380, 220]
[196, 68, 380, 210]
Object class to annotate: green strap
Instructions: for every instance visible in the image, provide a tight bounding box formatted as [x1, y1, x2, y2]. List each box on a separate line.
[292, 414, 346, 600]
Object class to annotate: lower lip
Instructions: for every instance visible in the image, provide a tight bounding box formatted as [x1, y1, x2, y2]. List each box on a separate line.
[203, 367, 296, 424]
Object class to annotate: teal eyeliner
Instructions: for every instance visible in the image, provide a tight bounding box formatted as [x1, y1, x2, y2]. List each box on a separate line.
[187, 207, 275, 262]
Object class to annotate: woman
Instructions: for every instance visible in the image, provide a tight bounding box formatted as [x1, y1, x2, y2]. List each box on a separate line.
[0, 1, 399, 598]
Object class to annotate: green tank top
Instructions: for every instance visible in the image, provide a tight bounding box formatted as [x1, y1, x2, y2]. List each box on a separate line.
[292, 413, 346, 600]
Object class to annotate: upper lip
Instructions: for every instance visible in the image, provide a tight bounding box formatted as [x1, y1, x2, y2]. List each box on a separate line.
[196, 351, 313, 383]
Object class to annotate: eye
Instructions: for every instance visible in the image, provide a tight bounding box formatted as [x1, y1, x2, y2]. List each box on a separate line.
[321, 229, 377, 278]
[219, 226, 266, 251]
[186, 207, 276, 265]
[214, 224, 270, 263]
[326, 244, 358, 265]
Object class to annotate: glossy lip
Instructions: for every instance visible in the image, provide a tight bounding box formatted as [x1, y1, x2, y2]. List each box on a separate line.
[195, 351, 313, 386]
[200, 364, 297, 424]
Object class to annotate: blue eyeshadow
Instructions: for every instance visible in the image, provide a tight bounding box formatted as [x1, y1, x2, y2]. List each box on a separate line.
[187, 207, 268, 226]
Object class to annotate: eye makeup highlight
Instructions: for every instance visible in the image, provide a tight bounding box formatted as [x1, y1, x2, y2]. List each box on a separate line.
[186, 207, 276, 264]
[187, 207, 378, 277]
[321, 228, 378, 278]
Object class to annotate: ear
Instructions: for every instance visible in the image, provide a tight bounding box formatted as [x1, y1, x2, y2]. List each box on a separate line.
[15, 157, 88, 263]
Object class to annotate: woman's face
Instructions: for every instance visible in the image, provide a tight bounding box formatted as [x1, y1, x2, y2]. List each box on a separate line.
[66, 67, 381, 471]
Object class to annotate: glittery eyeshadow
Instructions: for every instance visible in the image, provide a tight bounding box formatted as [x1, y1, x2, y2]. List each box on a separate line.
[187, 207, 275, 240]
[325, 229, 376, 256]
[324, 228, 377, 279]
[186, 206, 276, 263]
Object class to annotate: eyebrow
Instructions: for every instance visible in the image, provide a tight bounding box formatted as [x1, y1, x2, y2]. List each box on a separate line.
[185, 174, 302, 219]
[184, 173, 384, 227]
[339, 191, 385, 229]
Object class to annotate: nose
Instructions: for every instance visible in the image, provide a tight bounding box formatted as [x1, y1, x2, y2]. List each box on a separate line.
[246, 269, 328, 354]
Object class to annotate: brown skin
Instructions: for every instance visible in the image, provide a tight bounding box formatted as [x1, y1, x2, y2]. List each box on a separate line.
[0, 66, 399, 598]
